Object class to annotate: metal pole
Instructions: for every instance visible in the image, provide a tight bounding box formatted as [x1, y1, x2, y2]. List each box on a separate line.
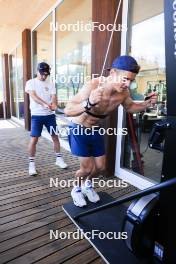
[74, 177, 176, 220]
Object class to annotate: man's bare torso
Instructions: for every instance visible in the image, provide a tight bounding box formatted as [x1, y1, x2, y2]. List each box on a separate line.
[72, 82, 128, 127]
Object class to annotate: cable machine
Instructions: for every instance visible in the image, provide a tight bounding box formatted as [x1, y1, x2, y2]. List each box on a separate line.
[63, 1, 176, 263]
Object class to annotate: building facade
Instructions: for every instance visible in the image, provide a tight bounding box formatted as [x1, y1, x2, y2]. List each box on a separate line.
[0, 0, 167, 189]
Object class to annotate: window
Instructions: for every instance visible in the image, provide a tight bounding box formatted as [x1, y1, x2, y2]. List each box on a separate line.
[55, 0, 92, 110]
[32, 13, 53, 76]
[16, 43, 24, 118]
[31, 0, 92, 141]
[9, 43, 24, 119]
[10, 51, 17, 117]
[122, 0, 165, 182]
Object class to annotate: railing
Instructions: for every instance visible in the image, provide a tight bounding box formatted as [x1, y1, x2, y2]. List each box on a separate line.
[74, 177, 176, 220]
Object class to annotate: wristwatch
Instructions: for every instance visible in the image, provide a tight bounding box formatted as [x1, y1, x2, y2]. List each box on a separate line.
[82, 99, 91, 111]
[82, 98, 97, 111]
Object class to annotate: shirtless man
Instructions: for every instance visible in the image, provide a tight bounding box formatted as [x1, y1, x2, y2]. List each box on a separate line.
[64, 55, 157, 207]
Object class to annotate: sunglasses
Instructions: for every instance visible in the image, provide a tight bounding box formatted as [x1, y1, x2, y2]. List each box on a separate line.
[40, 72, 49, 77]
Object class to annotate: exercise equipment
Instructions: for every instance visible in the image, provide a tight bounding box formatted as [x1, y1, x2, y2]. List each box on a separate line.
[63, 178, 176, 264]
[63, 115, 175, 263]
[123, 193, 159, 258]
[63, 192, 138, 264]
[63, 1, 176, 263]
[148, 120, 170, 151]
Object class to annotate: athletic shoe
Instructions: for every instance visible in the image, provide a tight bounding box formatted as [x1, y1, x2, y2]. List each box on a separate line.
[82, 180, 100, 203]
[55, 157, 68, 169]
[71, 187, 87, 207]
[29, 162, 38, 176]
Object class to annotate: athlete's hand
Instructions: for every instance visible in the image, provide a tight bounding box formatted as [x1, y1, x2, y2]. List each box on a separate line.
[50, 103, 57, 110]
[89, 87, 104, 105]
[146, 92, 158, 105]
[42, 102, 52, 110]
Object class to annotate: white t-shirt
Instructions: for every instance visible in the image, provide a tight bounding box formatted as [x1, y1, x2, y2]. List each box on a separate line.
[25, 78, 56, 116]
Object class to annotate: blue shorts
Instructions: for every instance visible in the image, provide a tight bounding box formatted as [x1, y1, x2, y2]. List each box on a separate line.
[68, 122, 105, 157]
[31, 114, 57, 137]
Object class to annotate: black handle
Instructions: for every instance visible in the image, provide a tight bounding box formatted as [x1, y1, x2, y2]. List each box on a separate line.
[74, 178, 176, 220]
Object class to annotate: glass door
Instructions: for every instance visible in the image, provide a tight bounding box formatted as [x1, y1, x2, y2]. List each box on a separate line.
[115, 0, 166, 189]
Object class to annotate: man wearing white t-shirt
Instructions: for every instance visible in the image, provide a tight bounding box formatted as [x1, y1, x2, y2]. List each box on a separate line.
[25, 62, 67, 176]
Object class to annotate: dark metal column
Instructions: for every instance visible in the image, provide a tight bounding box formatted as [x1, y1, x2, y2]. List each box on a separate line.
[156, 1, 176, 262]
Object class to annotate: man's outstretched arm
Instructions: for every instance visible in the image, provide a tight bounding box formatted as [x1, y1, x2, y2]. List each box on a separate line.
[122, 93, 157, 113]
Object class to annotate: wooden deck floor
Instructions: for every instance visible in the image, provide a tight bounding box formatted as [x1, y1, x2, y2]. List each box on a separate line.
[0, 120, 136, 264]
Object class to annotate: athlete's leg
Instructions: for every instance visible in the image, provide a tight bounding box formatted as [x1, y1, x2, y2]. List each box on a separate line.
[70, 157, 95, 207]
[87, 155, 106, 180]
[51, 134, 60, 153]
[45, 114, 67, 169]
[51, 134, 68, 169]
[75, 156, 94, 185]
[28, 136, 39, 157]
[28, 115, 43, 176]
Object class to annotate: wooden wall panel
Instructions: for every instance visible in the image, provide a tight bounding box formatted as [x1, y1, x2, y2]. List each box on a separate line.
[22, 29, 31, 131]
[92, 0, 123, 177]
[2, 54, 11, 118]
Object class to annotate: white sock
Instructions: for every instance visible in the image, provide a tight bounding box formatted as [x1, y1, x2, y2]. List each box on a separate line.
[29, 157, 35, 163]
[56, 152, 62, 158]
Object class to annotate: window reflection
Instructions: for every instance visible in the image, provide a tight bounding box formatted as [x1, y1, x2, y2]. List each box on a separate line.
[16, 44, 24, 118]
[123, 2, 166, 183]
[10, 52, 17, 117]
[32, 14, 53, 76]
[55, 0, 91, 110]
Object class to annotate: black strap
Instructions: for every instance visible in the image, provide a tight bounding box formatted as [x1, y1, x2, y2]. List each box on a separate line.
[88, 97, 97, 107]
[85, 110, 108, 119]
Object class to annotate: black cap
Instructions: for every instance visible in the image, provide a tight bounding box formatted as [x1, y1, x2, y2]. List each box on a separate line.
[37, 62, 50, 75]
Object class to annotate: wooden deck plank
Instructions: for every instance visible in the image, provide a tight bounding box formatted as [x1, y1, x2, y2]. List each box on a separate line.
[0, 211, 67, 242]
[0, 222, 74, 262]
[7, 239, 91, 264]
[0, 187, 135, 226]
[0, 217, 71, 253]
[62, 248, 101, 264]
[0, 123, 136, 264]
[36, 247, 101, 264]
